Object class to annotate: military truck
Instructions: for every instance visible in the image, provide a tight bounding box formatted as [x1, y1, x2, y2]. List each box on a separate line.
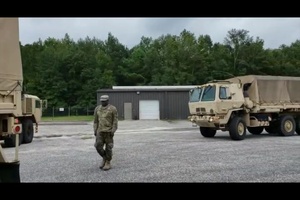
[188, 75, 300, 140]
[0, 18, 44, 182]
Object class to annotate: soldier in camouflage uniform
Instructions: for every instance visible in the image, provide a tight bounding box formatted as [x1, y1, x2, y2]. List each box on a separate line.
[93, 95, 118, 170]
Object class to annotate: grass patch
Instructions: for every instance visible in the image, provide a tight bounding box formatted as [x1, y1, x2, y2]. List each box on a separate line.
[42, 115, 94, 122]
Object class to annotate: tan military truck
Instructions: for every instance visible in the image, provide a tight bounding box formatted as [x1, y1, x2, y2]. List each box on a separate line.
[0, 18, 45, 182]
[0, 17, 43, 148]
[188, 75, 300, 140]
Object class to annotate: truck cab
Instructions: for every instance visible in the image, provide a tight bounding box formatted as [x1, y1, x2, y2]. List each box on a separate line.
[0, 92, 43, 147]
[188, 80, 245, 128]
[188, 79, 256, 141]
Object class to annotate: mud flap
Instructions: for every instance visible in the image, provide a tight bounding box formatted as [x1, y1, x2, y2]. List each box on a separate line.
[0, 161, 20, 183]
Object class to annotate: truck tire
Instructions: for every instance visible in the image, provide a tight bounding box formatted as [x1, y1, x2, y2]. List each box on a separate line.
[229, 116, 246, 140]
[278, 115, 295, 136]
[265, 121, 279, 134]
[247, 127, 264, 135]
[22, 119, 34, 144]
[265, 126, 276, 134]
[4, 133, 23, 148]
[295, 117, 300, 135]
[200, 127, 216, 138]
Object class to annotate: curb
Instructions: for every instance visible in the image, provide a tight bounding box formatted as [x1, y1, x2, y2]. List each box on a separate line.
[39, 121, 91, 126]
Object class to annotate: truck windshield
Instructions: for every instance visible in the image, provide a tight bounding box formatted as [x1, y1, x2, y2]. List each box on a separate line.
[189, 85, 216, 102]
[189, 88, 202, 102]
[201, 85, 216, 101]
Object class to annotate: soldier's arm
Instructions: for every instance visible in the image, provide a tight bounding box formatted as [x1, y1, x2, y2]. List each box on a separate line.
[93, 106, 99, 134]
[112, 107, 118, 133]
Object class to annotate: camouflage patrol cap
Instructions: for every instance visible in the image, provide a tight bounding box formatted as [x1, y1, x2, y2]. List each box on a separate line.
[100, 95, 109, 101]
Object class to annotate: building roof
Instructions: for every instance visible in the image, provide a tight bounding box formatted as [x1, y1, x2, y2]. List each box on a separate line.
[112, 86, 196, 90]
[97, 85, 197, 92]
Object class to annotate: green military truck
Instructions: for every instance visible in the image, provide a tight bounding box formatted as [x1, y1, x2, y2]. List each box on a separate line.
[188, 75, 300, 140]
[0, 18, 44, 182]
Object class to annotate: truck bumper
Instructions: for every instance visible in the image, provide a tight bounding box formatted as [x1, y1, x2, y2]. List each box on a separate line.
[188, 115, 221, 128]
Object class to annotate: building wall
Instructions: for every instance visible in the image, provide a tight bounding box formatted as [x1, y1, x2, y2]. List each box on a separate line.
[97, 89, 190, 120]
[165, 91, 190, 119]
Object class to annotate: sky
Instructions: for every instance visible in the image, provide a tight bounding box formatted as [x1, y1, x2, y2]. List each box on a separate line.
[19, 18, 300, 49]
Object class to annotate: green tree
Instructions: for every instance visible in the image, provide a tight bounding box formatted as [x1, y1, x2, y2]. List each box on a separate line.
[224, 29, 253, 75]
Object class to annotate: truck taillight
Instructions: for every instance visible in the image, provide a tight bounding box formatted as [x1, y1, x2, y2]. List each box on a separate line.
[14, 125, 21, 133]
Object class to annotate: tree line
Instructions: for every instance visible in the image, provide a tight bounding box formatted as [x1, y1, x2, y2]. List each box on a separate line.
[20, 29, 300, 108]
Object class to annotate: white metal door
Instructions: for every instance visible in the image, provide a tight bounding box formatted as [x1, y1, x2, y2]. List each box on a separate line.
[139, 100, 160, 120]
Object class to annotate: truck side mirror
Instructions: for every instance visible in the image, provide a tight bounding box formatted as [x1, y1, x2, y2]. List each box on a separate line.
[42, 99, 48, 110]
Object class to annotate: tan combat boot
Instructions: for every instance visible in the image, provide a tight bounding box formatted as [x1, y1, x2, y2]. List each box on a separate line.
[102, 160, 111, 170]
[99, 158, 106, 169]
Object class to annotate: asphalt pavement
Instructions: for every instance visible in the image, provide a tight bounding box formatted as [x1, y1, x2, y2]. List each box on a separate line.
[1, 120, 300, 182]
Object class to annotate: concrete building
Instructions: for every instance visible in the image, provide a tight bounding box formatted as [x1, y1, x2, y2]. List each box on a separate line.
[96, 86, 195, 120]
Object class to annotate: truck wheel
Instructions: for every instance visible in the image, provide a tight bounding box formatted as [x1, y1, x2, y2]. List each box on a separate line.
[265, 126, 276, 134]
[278, 115, 295, 136]
[4, 134, 23, 148]
[265, 121, 279, 134]
[295, 117, 300, 135]
[22, 119, 34, 144]
[199, 127, 216, 138]
[229, 116, 246, 140]
[247, 127, 264, 135]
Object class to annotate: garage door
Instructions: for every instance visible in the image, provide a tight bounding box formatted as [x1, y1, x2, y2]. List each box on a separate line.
[139, 100, 160, 120]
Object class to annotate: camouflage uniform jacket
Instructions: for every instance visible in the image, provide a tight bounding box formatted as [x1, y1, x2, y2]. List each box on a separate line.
[93, 104, 118, 134]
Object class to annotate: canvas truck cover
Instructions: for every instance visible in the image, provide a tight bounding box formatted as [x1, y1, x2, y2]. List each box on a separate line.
[226, 75, 300, 104]
[0, 18, 23, 91]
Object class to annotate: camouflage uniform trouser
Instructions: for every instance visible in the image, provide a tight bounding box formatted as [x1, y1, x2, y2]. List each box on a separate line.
[94, 132, 114, 161]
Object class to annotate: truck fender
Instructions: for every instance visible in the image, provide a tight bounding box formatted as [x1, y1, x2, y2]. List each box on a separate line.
[221, 108, 244, 124]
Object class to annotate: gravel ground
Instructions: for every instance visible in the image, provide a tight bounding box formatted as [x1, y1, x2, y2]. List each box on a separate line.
[1, 120, 300, 182]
